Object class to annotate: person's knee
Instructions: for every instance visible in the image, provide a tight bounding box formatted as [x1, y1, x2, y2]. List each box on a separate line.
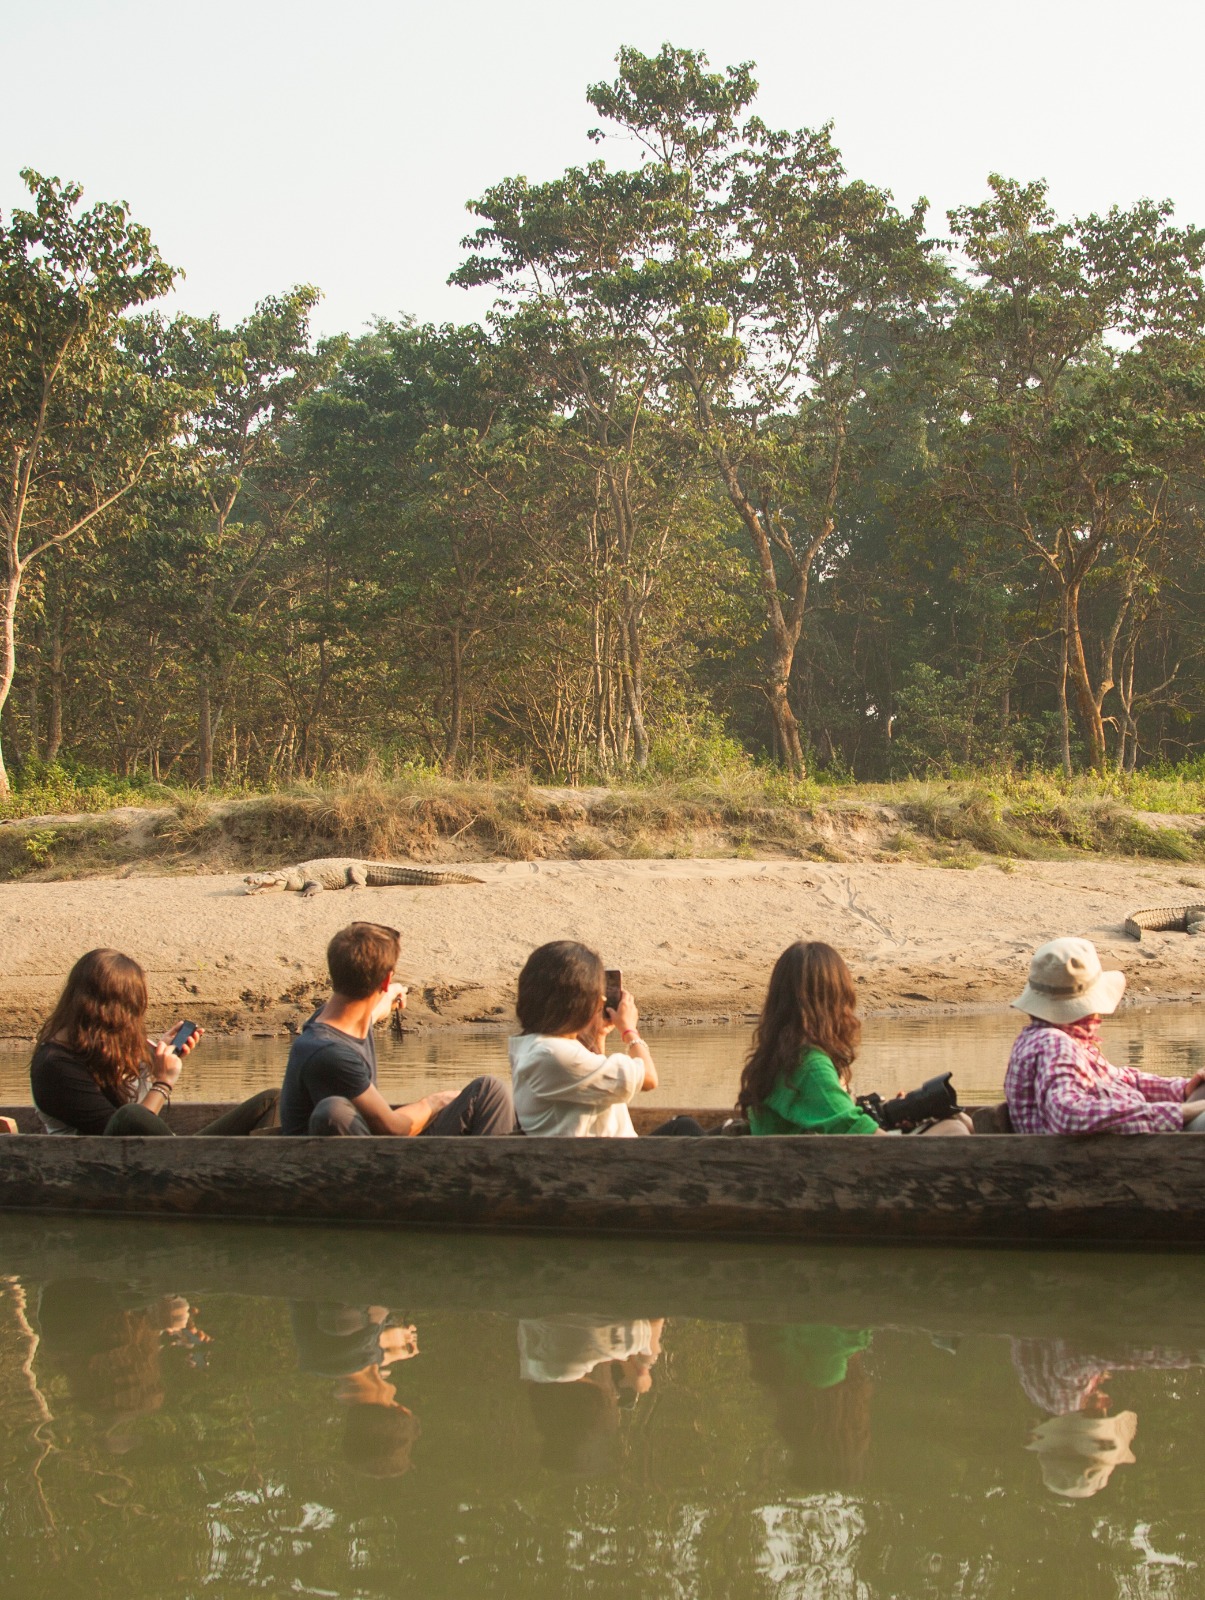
[247, 1088, 280, 1126]
[308, 1097, 367, 1137]
[922, 1116, 972, 1137]
[467, 1075, 516, 1132]
[473, 1075, 512, 1110]
[104, 1103, 170, 1137]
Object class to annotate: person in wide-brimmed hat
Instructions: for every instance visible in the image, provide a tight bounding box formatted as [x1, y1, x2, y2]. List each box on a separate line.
[1004, 937, 1205, 1134]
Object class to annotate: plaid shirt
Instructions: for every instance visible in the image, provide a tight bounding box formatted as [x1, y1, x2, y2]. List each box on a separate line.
[1009, 1336, 1197, 1414]
[1005, 1017, 1187, 1135]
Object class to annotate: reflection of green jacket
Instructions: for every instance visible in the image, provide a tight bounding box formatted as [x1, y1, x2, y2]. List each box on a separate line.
[765, 1323, 873, 1389]
[749, 1046, 880, 1136]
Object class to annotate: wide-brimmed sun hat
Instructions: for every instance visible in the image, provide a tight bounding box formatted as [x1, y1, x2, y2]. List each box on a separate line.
[1012, 937, 1126, 1025]
[1025, 1411, 1137, 1499]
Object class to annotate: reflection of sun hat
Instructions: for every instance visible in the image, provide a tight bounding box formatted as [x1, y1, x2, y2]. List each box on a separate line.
[1012, 937, 1126, 1025]
[1026, 1410, 1138, 1499]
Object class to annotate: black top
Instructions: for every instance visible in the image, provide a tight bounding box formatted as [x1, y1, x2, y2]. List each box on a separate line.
[279, 1013, 377, 1136]
[30, 1041, 128, 1135]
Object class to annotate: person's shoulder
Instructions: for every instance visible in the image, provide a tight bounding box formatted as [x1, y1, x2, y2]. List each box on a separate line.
[289, 1021, 367, 1066]
[1017, 1021, 1076, 1053]
[514, 1034, 597, 1068]
[30, 1039, 84, 1076]
[798, 1045, 838, 1075]
[1012, 1022, 1080, 1070]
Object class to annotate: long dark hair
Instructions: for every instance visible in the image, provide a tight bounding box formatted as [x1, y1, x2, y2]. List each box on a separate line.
[737, 942, 861, 1115]
[37, 948, 150, 1099]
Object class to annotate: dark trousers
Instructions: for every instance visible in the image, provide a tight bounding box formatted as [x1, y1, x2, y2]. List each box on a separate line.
[648, 1115, 704, 1136]
[308, 1075, 516, 1138]
[104, 1088, 279, 1137]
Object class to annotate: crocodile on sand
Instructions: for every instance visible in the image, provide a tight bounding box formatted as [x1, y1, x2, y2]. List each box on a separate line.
[1124, 903, 1205, 940]
[244, 858, 484, 898]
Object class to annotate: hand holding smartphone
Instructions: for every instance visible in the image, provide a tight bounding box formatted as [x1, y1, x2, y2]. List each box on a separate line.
[170, 1021, 200, 1055]
[604, 969, 623, 1015]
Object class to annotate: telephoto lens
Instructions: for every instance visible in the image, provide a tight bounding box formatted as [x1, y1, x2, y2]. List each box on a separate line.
[878, 1072, 959, 1131]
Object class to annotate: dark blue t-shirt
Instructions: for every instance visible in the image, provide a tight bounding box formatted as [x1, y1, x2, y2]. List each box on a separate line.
[280, 1013, 377, 1136]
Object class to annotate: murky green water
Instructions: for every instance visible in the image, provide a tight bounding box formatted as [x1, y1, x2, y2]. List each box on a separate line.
[1, 1001, 1202, 1110]
[2, 1219, 1205, 1598]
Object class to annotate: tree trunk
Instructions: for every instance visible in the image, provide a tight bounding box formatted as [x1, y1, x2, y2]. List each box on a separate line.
[768, 655, 806, 774]
[1064, 585, 1108, 773]
[45, 615, 64, 764]
[25, 664, 40, 764]
[619, 602, 649, 769]
[198, 668, 214, 788]
[703, 445, 808, 776]
[1057, 609, 1073, 779]
[0, 568, 22, 800]
[444, 626, 463, 773]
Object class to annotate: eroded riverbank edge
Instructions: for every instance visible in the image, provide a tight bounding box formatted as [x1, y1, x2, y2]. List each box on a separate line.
[1, 855, 1203, 1037]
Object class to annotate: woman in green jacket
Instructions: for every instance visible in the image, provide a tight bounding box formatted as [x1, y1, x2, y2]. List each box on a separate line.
[738, 941, 969, 1136]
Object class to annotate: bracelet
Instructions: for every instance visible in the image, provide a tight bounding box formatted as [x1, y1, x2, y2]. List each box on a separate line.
[622, 1028, 641, 1044]
[149, 1081, 174, 1099]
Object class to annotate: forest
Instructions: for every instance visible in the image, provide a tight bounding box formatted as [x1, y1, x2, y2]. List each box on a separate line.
[4, 44, 1205, 801]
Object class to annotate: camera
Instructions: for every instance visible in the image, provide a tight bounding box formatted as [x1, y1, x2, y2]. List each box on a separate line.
[857, 1071, 961, 1131]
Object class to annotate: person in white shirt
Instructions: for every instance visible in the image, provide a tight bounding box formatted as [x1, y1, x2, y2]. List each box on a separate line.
[508, 941, 700, 1137]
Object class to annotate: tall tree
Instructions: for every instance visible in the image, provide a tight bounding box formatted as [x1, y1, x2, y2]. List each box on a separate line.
[0, 170, 181, 796]
[942, 177, 1205, 772]
[578, 46, 945, 771]
[153, 288, 335, 784]
[455, 144, 718, 768]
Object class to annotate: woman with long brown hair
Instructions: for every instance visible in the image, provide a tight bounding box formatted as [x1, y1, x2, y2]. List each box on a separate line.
[30, 948, 277, 1136]
[738, 942, 968, 1136]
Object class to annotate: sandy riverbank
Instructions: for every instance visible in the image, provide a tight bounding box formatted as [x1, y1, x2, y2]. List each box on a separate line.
[0, 856, 1203, 1036]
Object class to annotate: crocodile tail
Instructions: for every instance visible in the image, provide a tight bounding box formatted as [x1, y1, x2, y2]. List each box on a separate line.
[1124, 904, 1198, 939]
[366, 866, 485, 887]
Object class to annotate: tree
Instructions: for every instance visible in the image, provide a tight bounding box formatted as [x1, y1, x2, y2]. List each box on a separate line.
[302, 321, 535, 772]
[942, 177, 1205, 772]
[150, 288, 335, 784]
[575, 46, 946, 772]
[455, 131, 727, 768]
[0, 169, 181, 796]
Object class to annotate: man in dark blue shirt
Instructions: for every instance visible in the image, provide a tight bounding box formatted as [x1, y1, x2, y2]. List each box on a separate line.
[280, 921, 514, 1137]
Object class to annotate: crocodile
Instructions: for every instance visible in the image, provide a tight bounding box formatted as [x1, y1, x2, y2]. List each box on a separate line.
[1124, 903, 1205, 940]
[244, 858, 484, 898]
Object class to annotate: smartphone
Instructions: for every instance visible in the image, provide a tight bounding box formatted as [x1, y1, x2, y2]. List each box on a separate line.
[170, 1021, 199, 1054]
[604, 969, 623, 1014]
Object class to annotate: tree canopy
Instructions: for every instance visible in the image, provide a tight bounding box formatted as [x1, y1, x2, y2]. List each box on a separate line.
[4, 49, 1205, 790]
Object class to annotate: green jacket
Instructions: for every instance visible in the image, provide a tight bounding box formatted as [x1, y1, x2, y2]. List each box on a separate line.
[749, 1046, 880, 1137]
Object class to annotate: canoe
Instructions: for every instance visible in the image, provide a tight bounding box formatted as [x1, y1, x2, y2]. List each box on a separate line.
[0, 1100, 1202, 1246]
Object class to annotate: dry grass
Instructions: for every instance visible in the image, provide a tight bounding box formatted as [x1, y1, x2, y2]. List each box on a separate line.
[0, 771, 1201, 881]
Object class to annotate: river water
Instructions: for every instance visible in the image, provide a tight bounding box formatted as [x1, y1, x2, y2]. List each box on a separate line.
[1, 1000, 1202, 1110]
[2, 1218, 1205, 1598]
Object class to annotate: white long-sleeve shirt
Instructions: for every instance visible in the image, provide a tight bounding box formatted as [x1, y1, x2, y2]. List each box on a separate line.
[508, 1033, 642, 1137]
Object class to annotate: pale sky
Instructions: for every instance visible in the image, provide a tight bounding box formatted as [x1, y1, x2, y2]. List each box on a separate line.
[3, 0, 1202, 338]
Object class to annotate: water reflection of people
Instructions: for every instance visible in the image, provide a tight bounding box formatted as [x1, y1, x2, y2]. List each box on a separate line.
[291, 1303, 421, 1477]
[518, 1315, 664, 1475]
[36, 1278, 209, 1452]
[1009, 1337, 1198, 1498]
[746, 1323, 874, 1489]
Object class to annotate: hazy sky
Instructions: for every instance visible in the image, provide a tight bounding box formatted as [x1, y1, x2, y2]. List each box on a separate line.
[3, 0, 1201, 337]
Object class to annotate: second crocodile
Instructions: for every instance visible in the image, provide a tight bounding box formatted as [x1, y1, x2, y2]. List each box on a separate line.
[1124, 903, 1205, 940]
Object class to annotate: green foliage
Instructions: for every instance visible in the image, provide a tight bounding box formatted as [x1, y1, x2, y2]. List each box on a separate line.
[4, 49, 1205, 794]
[0, 758, 165, 820]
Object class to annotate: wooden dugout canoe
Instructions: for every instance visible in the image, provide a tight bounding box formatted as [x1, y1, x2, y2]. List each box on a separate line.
[0, 1101, 1202, 1246]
